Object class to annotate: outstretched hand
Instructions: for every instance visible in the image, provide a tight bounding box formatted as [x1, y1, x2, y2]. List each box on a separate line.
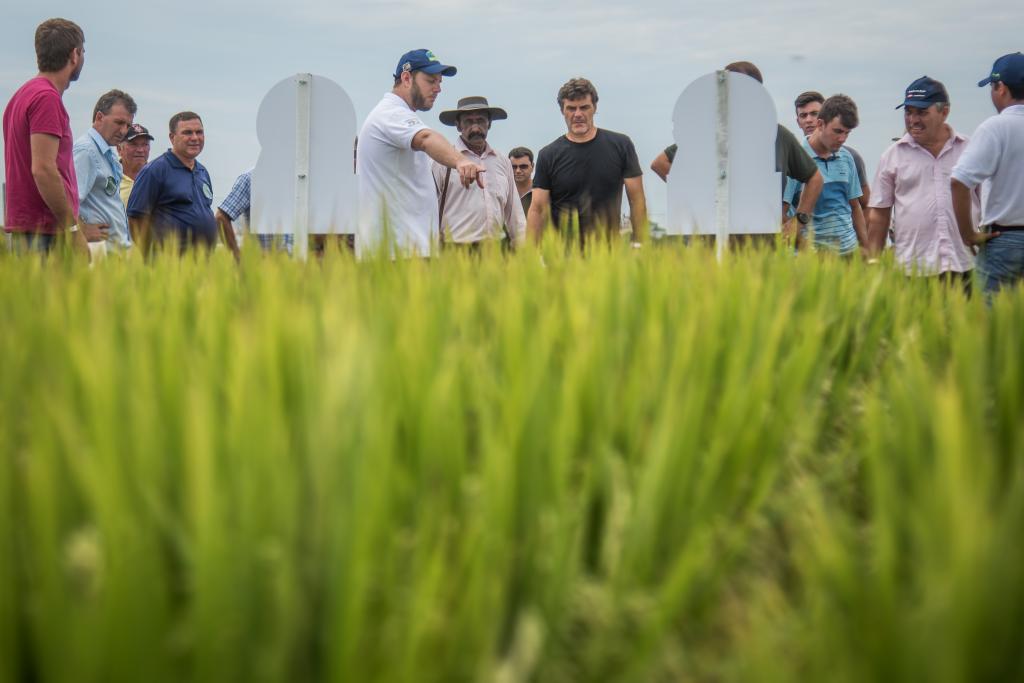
[456, 159, 486, 189]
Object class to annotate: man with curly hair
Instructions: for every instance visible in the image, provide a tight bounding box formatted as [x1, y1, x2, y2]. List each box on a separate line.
[528, 77, 647, 246]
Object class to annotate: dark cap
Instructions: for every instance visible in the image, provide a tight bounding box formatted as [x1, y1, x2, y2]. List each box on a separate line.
[896, 76, 949, 109]
[439, 96, 508, 126]
[978, 52, 1024, 87]
[394, 49, 457, 79]
[124, 123, 154, 141]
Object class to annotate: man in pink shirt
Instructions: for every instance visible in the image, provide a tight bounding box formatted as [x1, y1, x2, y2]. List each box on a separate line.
[3, 18, 88, 255]
[867, 77, 978, 284]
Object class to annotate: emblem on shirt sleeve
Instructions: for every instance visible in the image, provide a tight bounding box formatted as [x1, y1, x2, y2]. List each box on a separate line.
[202, 183, 213, 200]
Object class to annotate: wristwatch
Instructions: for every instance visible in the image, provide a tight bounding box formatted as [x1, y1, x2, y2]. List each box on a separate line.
[795, 212, 811, 225]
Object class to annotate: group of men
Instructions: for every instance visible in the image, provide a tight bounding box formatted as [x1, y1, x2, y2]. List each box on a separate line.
[4, 18, 1024, 293]
[354, 50, 645, 258]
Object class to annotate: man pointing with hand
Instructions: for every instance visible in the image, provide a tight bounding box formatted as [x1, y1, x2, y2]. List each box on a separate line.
[357, 49, 486, 258]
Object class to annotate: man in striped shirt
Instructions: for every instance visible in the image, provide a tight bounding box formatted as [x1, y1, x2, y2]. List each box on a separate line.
[784, 95, 866, 255]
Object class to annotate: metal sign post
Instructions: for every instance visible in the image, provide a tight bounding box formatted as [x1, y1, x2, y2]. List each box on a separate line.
[293, 74, 311, 261]
[714, 70, 729, 262]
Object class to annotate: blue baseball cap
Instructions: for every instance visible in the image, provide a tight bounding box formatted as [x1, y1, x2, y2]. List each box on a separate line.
[394, 49, 457, 78]
[896, 76, 949, 109]
[978, 52, 1024, 87]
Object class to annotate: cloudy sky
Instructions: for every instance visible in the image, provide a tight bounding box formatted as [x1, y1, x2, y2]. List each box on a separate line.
[2, 1, 1020, 223]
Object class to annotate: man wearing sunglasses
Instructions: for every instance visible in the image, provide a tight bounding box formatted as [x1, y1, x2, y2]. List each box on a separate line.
[508, 146, 534, 213]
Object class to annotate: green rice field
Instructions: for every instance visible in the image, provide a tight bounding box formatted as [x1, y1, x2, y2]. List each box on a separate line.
[1, 240, 1022, 682]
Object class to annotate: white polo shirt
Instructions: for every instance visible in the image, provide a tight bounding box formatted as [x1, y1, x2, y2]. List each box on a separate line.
[357, 92, 435, 258]
[951, 104, 1024, 226]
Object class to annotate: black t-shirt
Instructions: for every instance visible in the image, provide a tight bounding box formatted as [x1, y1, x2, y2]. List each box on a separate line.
[533, 129, 642, 237]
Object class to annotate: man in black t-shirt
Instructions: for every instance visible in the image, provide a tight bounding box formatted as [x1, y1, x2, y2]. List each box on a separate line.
[527, 77, 647, 244]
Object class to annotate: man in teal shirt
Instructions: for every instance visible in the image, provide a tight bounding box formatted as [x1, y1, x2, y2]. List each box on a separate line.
[783, 94, 865, 255]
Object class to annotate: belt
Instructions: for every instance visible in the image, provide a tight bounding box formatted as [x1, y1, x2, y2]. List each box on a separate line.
[990, 224, 1024, 231]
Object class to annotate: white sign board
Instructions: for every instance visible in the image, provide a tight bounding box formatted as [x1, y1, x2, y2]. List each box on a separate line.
[251, 74, 357, 259]
[666, 71, 781, 247]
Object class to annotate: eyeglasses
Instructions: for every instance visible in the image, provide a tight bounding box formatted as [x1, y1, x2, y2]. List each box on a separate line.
[511, 164, 531, 170]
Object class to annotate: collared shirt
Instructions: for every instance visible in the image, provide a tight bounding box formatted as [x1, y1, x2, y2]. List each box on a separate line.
[870, 127, 978, 274]
[951, 104, 1024, 226]
[74, 127, 131, 249]
[432, 138, 526, 244]
[357, 92, 434, 258]
[126, 149, 217, 248]
[784, 138, 862, 255]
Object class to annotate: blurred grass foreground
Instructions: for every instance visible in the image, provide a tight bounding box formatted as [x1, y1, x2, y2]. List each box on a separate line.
[1, 241, 1022, 682]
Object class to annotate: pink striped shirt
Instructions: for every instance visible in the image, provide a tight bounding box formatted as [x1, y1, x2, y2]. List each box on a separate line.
[870, 127, 979, 275]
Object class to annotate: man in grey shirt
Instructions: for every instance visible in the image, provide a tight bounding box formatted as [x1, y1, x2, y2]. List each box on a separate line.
[73, 89, 136, 252]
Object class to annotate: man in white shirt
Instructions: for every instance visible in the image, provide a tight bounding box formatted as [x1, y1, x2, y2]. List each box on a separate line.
[952, 52, 1024, 294]
[357, 49, 486, 258]
[433, 96, 525, 250]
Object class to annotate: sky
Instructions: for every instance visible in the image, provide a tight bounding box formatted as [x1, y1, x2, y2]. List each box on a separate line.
[2, 1, 1021, 224]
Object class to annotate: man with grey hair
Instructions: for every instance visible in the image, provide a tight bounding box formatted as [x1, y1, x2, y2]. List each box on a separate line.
[866, 77, 978, 284]
[433, 96, 525, 249]
[73, 89, 136, 253]
[528, 77, 647, 245]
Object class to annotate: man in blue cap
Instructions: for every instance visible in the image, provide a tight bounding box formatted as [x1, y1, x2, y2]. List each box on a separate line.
[866, 76, 978, 286]
[357, 49, 486, 258]
[952, 52, 1024, 294]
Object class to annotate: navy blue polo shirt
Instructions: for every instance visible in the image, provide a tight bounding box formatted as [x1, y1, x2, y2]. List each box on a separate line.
[127, 150, 217, 247]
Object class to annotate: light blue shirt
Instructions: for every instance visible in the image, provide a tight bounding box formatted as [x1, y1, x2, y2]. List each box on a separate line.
[785, 138, 862, 255]
[73, 127, 131, 249]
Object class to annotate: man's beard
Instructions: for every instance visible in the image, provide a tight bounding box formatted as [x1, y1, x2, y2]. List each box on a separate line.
[411, 80, 431, 111]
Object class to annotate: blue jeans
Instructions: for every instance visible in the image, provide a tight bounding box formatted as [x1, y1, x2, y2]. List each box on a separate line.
[256, 234, 294, 256]
[977, 231, 1024, 294]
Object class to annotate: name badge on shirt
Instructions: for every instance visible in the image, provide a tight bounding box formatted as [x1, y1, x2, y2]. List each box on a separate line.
[104, 176, 118, 196]
[202, 183, 213, 200]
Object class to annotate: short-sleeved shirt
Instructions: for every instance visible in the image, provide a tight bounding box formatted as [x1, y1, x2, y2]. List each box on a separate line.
[870, 128, 977, 274]
[784, 138, 862, 255]
[219, 169, 252, 222]
[357, 92, 434, 257]
[845, 146, 868, 191]
[951, 104, 1024, 226]
[2, 77, 79, 234]
[126, 150, 217, 248]
[74, 127, 131, 249]
[533, 128, 642, 239]
[664, 124, 818, 194]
